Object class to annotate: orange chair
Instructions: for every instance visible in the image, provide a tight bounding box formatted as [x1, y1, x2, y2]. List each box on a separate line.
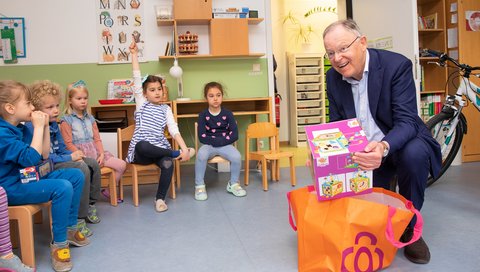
[8, 202, 52, 268]
[117, 125, 175, 206]
[244, 122, 296, 191]
[101, 167, 122, 206]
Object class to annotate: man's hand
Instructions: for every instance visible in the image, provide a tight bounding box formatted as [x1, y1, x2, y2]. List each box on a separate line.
[352, 141, 384, 171]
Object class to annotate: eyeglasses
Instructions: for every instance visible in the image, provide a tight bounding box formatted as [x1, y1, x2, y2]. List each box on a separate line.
[324, 36, 361, 59]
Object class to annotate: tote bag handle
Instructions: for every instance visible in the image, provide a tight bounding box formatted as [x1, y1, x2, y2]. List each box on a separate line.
[385, 201, 423, 248]
[287, 185, 315, 231]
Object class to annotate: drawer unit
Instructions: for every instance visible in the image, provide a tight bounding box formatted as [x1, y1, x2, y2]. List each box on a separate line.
[288, 53, 326, 147]
[298, 116, 322, 125]
[296, 83, 320, 91]
[296, 75, 320, 83]
[296, 67, 320, 75]
[297, 91, 321, 100]
[296, 58, 321, 67]
[297, 100, 321, 108]
[297, 108, 321, 117]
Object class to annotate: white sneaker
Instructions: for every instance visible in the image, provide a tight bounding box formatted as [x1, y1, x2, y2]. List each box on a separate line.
[195, 185, 208, 201]
[226, 182, 247, 197]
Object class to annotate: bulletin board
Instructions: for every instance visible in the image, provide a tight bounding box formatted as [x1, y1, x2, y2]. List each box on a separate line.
[0, 17, 26, 58]
[97, 0, 145, 64]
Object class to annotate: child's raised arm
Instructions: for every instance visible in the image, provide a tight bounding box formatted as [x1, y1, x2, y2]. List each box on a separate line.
[130, 40, 145, 111]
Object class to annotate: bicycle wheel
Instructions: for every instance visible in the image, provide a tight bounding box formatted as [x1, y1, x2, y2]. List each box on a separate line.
[426, 112, 464, 187]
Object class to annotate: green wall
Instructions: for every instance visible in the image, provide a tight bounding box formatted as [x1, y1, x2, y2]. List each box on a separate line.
[0, 58, 269, 102]
[0, 59, 271, 160]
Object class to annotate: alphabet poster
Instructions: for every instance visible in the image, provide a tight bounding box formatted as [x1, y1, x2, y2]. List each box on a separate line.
[0, 17, 26, 58]
[97, 0, 145, 64]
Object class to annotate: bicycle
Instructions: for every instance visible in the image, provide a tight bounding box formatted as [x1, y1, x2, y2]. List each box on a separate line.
[423, 49, 480, 186]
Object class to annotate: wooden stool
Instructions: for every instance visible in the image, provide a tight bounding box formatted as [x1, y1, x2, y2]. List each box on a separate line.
[8, 202, 51, 268]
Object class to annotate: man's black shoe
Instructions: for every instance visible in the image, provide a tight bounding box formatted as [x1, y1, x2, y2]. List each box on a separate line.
[401, 227, 431, 264]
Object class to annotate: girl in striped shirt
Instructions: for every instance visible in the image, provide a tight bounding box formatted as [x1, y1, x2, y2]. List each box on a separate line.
[127, 41, 195, 213]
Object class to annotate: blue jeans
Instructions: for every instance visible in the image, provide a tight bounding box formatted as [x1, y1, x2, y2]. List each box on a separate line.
[4, 168, 84, 243]
[195, 144, 241, 186]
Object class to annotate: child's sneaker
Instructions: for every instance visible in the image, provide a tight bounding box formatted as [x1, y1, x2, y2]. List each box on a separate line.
[68, 228, 90, 247]
[101, 188, 124, 203]
[195, 185, 208, 201]
[50, 243, 72, 272]
[86, 204, 101, 224]
[226, 182, 247, 197]
[76, 219, 93, 237]
[154, 199, 168, 212]
[0, 253, 35, 272]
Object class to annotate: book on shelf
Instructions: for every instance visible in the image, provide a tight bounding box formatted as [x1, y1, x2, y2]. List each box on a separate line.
[418, 13, 438, 30]
[164, 42, 171, 56]
[420, 94, 442, 121]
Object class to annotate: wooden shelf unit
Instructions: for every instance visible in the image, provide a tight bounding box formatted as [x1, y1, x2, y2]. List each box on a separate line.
[287, 53, 326, 147]
[417, 0, 448, 122]
[158, 0, 264, 59]
[173, 98, 272, 121]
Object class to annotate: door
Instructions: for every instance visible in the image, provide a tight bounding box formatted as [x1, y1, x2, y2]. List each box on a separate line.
[351, 0, 421, 105]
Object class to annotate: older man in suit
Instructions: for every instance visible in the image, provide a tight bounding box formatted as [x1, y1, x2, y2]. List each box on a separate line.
[323, 19, 441, 264]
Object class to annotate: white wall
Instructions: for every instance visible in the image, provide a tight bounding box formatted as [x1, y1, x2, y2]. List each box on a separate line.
[0, 0, 267, 66]
[271, 0, 338, 141]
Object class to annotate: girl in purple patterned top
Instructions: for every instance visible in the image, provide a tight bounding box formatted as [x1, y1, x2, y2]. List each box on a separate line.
[194, 82, 246, 201]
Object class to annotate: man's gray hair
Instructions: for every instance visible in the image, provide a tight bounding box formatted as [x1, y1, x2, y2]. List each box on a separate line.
[323, 19, 362, 39]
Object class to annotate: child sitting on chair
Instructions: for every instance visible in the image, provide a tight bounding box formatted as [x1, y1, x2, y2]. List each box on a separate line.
[60, 80, 127, 224]
[128, 40, 195, 212]
[26, 80, 105, 237]
[194, 82, 245, 201]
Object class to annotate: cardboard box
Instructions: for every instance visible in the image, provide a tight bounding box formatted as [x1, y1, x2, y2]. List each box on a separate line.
[305, 118, 373, 201]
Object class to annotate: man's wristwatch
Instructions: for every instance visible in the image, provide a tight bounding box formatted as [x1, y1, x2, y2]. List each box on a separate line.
[380, 141, 389, 158]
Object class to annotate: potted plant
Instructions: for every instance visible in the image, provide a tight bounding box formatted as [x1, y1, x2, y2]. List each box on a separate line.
[282, 6, 337, 52]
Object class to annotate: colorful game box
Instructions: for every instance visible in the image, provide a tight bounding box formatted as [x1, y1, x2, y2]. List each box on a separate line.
[305, 118, 373, 201]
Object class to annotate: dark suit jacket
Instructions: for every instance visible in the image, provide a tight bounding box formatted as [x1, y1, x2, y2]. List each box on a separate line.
[325, 48, 441, 177]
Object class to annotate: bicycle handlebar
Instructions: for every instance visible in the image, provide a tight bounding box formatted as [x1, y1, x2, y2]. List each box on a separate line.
[424, 49, 480, 73]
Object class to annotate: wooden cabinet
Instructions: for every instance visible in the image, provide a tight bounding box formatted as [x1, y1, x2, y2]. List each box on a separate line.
[158, 0, 264, 59]
[210, 19, 249, 55]
[287, 53, 326, 147]
[449, 0, 480, 162]
[173, 0, 211, 20]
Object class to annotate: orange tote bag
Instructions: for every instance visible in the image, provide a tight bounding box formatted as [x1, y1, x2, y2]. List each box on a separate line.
[287, 186, 422, 272]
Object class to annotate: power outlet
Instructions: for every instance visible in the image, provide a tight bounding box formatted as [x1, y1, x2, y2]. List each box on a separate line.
[259, 140, 264, 149]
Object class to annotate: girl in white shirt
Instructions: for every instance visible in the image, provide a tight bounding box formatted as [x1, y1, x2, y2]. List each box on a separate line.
[127, 41, 194, 212]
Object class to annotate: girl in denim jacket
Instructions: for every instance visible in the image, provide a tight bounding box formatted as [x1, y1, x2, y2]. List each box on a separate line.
[60, 81, 126, 212]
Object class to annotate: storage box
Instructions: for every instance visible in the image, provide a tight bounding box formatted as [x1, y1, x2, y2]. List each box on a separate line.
[305, 118, 373, 201]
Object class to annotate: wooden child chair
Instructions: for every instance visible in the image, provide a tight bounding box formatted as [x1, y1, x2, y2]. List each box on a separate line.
[117, 125, 175, 206]
[244, 122, 296, 191]
[8, 202, 52, 268]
